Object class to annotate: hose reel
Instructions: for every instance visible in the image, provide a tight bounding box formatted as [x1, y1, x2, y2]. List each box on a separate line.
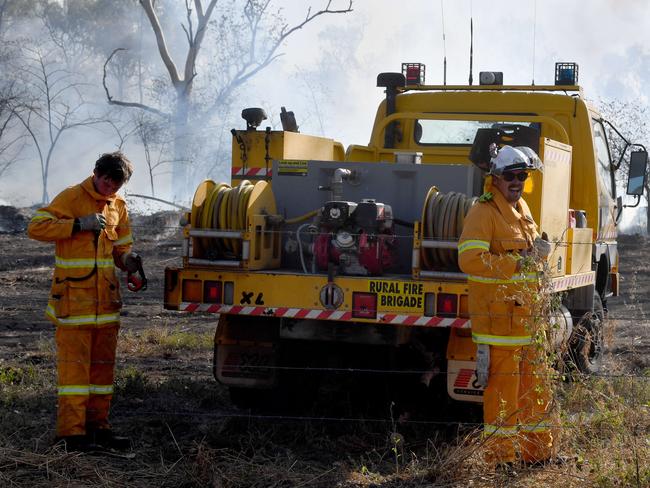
[190, 179, 276, 260]
[420, 188, 477, 270]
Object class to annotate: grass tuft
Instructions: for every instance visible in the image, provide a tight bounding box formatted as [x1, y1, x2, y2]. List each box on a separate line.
[1, 321, 648, 487]
[119, 325, 212, 356]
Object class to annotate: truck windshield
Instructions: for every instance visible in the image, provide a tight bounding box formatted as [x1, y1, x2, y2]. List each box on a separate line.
[416, 119, 538, 145]
[592, 119, 615, 197]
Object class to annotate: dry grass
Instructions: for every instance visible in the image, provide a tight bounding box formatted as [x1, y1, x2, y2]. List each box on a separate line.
[558, 374, 650, 487]
[1, 326, 648, 487]
[119, 325, 213, 356]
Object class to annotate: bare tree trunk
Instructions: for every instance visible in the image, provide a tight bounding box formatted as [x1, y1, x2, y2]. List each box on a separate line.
[0, 0, 7, 36]
[104, 0, 353, 202]
[173, 92, 191, 202]
[40, 151, 48, 204]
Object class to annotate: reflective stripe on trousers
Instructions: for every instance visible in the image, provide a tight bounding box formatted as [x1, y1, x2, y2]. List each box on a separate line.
[472, 332, 532, 346]
[481, 345, 555, 464]
[58, 384, 115, 395]
[55, 324, 119, 437]
[483, 424, 518, 437]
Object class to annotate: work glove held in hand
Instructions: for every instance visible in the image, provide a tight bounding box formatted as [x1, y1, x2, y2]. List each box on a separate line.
[78, 213, 106, 231]
[475, 344, 490, 388]
[122, 252, 141, 273]
[533, 236, 552, 258]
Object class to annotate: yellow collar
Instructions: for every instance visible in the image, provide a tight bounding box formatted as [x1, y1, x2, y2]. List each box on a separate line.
[489, 184, 527, 224]
[81, 176, 116, 203]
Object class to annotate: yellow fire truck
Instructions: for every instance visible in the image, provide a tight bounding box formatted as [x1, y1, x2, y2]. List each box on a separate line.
[163, 63, 647, 410]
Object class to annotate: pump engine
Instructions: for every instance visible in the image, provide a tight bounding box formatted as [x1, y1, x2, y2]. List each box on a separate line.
[313, 199, 396, 276]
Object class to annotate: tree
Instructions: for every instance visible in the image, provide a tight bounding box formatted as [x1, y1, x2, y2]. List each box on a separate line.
[104, 0, 353, 202]
[12, 45, 110, 203]
[0, 83, 25, 179]
[0, 5, 29, 182]
[0, 0, 7, 35]
[134, 112, 176, 197]
[600, 100, 650, 233]
[0, 0, 35, 36]
[42, 0, 152, 98]
[0, 1, 163, 205]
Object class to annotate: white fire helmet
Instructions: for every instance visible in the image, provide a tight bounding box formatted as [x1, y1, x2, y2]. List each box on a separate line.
[488, 144, 543, 176]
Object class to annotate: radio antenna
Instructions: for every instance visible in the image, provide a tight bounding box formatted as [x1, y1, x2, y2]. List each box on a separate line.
[468, 0, 474, 85]
[441, 0, 447, 85]
[531, 0, 537, 85]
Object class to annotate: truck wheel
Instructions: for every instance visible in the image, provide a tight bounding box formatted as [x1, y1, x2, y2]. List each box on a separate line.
[568, 292, 605, 375]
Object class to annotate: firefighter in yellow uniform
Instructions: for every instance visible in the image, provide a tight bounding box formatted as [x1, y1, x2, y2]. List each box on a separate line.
[458, 145, 555, 467]
[28, 152, 142, 452]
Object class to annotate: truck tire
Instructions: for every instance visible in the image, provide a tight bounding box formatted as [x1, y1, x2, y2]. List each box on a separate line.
[567, 292, 605, 375]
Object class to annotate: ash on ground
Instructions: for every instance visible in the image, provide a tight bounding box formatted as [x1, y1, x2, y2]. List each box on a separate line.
[0, 206, 30, 234]
[130, 211, 185, 240]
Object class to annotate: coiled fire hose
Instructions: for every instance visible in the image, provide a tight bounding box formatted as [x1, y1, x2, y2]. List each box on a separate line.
[193, 180, 255, 257]
[420, 188, 477, 270]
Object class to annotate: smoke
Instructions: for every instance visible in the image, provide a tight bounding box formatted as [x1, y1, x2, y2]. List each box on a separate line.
[271, 0, 650, 143]
[1, 1, 649, 209]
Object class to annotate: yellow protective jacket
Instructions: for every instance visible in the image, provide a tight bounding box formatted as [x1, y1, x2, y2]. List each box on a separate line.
[27, 176, 133, 327]
[458, 184, 539, 347]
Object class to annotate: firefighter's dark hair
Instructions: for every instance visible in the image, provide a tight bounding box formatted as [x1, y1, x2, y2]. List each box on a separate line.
[94, 151, 134, 183]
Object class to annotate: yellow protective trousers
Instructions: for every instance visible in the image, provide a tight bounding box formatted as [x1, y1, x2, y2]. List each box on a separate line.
[55, 324, 119, 437]
[482, 345, 556, 464]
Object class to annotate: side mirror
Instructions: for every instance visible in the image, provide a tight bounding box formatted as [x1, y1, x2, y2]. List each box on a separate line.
[626, 150, 648, 196]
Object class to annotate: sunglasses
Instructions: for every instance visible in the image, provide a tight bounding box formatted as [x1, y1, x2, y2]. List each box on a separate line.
[501, 171, 529, 182]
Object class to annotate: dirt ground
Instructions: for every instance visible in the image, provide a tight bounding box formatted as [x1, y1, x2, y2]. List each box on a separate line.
[1, 208, 646, 371]
[0, 209, 212, 367]
[0, 206, 648, 487]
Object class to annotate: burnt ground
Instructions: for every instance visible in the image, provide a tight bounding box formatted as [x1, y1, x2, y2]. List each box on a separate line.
[0, 210, 209, 361]
[606, 233, 650, 371]
[0, 207, 648, 487]
[1, 209, 646, 371]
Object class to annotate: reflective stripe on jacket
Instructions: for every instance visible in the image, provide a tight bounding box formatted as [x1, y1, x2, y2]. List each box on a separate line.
[27, 176, 133, 327]
[458, 184, 539, 346]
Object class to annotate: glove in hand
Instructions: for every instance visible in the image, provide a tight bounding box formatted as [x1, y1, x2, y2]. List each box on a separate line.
[78, 213, 106, 231]
[533, 236, 552, 258]
[475, 343, 490, 388]
[122, 252, 141, 273]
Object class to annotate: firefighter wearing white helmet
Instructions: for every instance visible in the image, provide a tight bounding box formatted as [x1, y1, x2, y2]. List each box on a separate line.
[458, 144, 556, 466]
[488, 144, 543, 176]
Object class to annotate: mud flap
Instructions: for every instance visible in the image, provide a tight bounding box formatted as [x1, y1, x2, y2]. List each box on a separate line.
[214, 343, 277, 388]
[447, 359, 484, 403]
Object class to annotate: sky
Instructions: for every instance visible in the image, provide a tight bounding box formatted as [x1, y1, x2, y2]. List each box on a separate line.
[260, 0, 650, 147]
[250, 0, 650, 232]
[2, 0, 649, 212]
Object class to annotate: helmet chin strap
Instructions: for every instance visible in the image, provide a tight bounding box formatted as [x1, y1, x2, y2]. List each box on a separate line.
[483, 174, 494, 194]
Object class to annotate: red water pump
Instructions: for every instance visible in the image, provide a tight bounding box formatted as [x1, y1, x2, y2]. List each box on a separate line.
[313, 199, 396, 276]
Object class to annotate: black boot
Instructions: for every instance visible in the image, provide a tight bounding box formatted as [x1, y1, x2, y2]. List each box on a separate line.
[89, 429, 131, 450]
[495, 462, 518, 477]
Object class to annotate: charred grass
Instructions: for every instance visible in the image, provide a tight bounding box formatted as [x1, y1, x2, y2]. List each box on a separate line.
[0, 326, 647, 487]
